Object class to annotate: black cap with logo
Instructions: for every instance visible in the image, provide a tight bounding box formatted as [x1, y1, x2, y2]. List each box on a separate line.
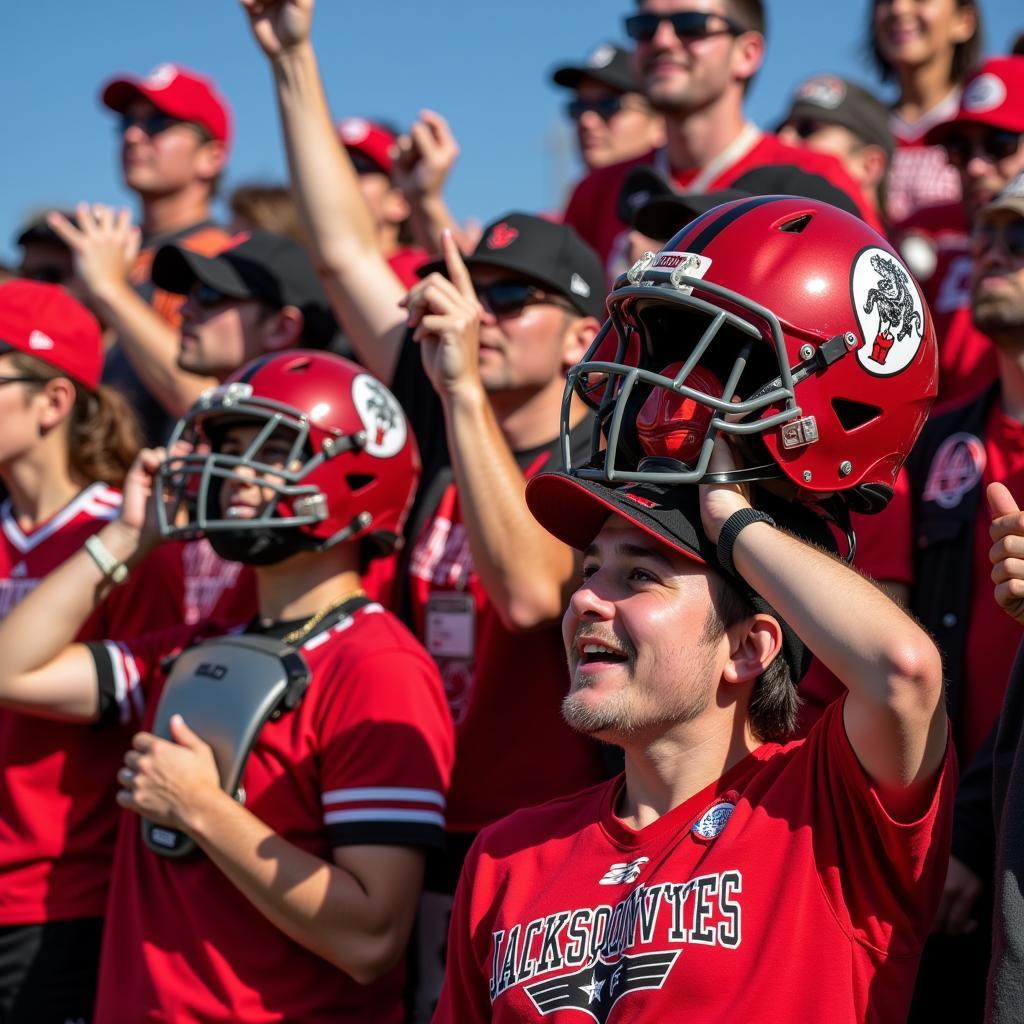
[777, 75, 894, 157]
[418, 212, 606, 320]
[551, 43, 640, 94]
[151, 231, 337, 348]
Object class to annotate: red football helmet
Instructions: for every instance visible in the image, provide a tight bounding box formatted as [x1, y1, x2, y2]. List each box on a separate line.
[568, 196, 938, 511]
[158, 351, 419, 563]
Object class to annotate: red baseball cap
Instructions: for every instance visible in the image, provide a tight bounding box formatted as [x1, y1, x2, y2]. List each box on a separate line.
[0, 281, 103, 391]
[337, 118, 396, 176]
[925, 57, 1024, 144]
[101, 63, 232, 146]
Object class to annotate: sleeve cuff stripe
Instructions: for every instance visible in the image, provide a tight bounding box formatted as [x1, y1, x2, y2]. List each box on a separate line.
[324, 808, 446, 828]
[322, 786, 446, 808]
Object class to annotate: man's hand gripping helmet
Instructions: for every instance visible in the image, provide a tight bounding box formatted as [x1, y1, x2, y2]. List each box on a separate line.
[566, 196, 938, 512]
[158, 350, 420, 565]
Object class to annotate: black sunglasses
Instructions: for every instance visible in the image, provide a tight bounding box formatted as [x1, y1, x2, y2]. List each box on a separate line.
[623, 10, 744, 43]
[944, 127, 1022, 171]
[0, 376, 49, 387]
[972, 219, 1024, 260]
[474, 280, 575, 317]
[566, 96, 637, 122]
[117, 111, 209, 140]
[189, 283, 235, 311]
[20, 266, 72, 285]
[786, 118, 830, 141]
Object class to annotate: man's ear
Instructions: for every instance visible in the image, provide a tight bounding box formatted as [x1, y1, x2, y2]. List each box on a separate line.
[562, 315, 601, 375]
[853, 143, 889, 192]
[731, 31, 765, 86]
[258, 306, 305, 355]
[722, 612, 782, 685]
[195, 139, 228, 184]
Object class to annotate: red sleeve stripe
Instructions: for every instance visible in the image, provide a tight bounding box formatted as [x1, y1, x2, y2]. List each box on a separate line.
[103, 640, 144, 725]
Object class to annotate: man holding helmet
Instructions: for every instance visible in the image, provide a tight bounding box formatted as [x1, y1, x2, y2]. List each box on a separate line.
[434, 197, 954, 1022]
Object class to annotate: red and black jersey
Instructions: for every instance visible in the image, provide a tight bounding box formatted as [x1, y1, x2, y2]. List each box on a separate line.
[0, 485, 181, 925]
[563, 131, 883, 281]
[89, 601, 454, 1023]
[436, 700, 954, 1023]
[894, 202, 996, 405]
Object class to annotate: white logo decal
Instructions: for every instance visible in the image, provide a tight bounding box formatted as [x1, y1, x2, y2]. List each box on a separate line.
[587, 44, 616, 69]
[338, 117, 371, 144]
[796, 75, 846, 110]
[570, 273, 592, 298]
[922, 432, 986, 509]
[351, 374, 406, 458]
[147, 63, 178, 90]
[692, 800, 735, 839]
[598, 856, 650, 885]
[963, 73, 1006, 114]
[28, 329, 54, 351]
[852, 247, 926, 376]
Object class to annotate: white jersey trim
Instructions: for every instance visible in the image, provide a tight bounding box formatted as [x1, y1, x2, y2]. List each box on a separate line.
[323, 808, 446, 828]
[890, 88, 962, 144]
[322, 786, 446, 808]
[1, 483, 122, 554]
[103, 639, 145, 725]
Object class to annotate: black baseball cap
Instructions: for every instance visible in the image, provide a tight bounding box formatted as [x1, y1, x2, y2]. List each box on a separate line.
[551, 43, 640, 94]
[777, 75, 894, 157]
[151, 230, 336, 348]
[526, 472, 839, 683]
[15, 212, 77, 249]
[632, 164, 863, 242]
[418, 212, 605, 319]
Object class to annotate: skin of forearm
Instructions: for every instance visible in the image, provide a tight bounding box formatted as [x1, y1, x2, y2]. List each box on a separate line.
[184, 786, 416, 983]
[89, 280, 214, 417]
[444, 386, 576, 629]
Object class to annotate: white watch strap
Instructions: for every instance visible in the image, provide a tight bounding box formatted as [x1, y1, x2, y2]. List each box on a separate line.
[84, 534, 129, 585]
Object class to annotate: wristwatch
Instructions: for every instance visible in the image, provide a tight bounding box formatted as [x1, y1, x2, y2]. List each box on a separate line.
[716, 509, 776, 577]
[84, 534, 130, 585]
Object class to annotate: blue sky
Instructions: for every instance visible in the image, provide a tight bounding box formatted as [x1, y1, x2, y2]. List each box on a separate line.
[3, 1, 1021, 264]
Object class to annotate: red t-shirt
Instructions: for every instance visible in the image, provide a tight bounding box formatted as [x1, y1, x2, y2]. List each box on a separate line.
[0, 484, 181, 924]
[886, 90, 963, 225]
[388, 245, 430, 288]
[408, 460, 605, 833]
[91, 602, 454, 1023]
[797, 473, 915, 732]
[563, 132, 883, 281]
[435, 699, 954, 1024]
[894, 202, 997, 405]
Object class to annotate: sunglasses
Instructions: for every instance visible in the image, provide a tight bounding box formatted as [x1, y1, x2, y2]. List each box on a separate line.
[972, 220, 1024, 260]
[944, 128, 1022, 170]
[786, 118, 832, 141]
[0, 376, 49, 387]
[566, 96, 642, 122]
[474, 280, 575, 317]
[188, 283, 235, 311]
[623, 10, 744, 43]
[117, 111, 209, 140]
[20, 266, 72, 285]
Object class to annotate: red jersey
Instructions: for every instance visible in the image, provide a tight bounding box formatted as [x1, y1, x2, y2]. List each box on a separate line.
[563, 131, 882, 280]
[886, 90, 963, 224]
[388, 245, 430, 288]
[436, 700, 954, 1024]
[894, 202, 997, 404]
[0, 484, 180, 924]
[407, 453, 606, 834]
[91, 602, 454, 1023]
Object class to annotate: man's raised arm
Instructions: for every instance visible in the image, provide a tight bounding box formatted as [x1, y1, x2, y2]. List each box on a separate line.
[241, 0, 408, 384]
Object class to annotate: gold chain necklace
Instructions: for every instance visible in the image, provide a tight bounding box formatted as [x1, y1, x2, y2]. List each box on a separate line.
[281, 588, 367, 646]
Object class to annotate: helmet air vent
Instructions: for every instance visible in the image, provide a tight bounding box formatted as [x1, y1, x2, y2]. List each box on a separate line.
[832, 398, 881, 431]
[778, 214, 813, 233]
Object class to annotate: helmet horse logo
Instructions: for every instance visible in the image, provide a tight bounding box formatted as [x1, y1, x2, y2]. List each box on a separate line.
[852, 247, 926, 377]
[861, 253, 923, 366]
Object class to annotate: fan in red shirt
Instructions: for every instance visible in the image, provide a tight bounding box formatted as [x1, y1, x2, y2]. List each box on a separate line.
[562, 0, 881, 281]
[0, 349, 454, 1022]
[435, 194, 953, 1024]
[0, 281, 189, 1023]
[894, 56, 1024, 404]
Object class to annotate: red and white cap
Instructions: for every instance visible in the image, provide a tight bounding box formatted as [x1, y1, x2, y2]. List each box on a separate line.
[925, 56, 1024, 144]
[0, 281, 103, 391]
[336, 117, 396, 176]
[100, 63, 233, 146]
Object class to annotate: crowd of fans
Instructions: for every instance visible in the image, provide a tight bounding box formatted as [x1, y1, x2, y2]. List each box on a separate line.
[1, 0, 1024, 1021]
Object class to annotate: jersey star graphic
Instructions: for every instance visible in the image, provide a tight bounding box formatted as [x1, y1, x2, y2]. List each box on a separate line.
[580, 976, 606, 1003]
